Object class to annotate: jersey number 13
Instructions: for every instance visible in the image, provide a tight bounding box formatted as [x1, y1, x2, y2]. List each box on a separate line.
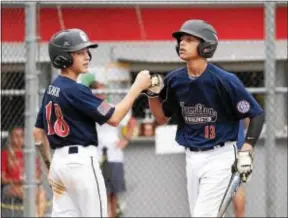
[45, 101, 70, 137]
[204, 124, 216, 139]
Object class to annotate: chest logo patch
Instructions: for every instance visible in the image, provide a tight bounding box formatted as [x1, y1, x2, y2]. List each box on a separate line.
[180, 102, 217, 124]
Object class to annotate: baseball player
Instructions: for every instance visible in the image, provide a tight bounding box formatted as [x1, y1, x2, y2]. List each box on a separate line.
[146, 20, 264, 217]
[79, 71, 137, 218]
[32, 28, 152, 217]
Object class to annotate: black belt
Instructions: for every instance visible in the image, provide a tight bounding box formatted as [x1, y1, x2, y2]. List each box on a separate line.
[186, 142, 225, 152]
[68, 146, 78, 154]
[68, 145, 97, 154]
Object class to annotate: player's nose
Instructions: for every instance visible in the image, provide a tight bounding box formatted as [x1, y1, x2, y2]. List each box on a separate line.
[179, 39, 186, 46]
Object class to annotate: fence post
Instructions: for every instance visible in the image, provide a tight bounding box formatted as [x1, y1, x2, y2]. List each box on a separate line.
[24, 2, 38, 217]
[264, 2, 276, 217]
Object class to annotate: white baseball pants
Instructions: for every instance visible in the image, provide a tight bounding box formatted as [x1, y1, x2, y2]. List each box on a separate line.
[185, 142, 237, 217]
[48, 145, 108, 217]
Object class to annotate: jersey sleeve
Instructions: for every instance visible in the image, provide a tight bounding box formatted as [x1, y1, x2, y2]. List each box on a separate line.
[225, 74, 264, 119]
[67, 86, 115, 125]
[159, 75, 178, 118]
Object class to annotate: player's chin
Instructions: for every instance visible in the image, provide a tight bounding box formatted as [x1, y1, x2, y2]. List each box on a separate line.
[179, 53, 189, 61]
[180, 53, 196, 61]
[81, 65, 89, 73]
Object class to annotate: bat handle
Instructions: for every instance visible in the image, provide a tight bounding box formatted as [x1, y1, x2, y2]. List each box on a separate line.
[242, 173, 247, 182]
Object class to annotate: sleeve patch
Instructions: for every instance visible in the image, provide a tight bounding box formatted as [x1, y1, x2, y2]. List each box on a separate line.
[237, 100, 250, 114]
[97, 101, 112, 116]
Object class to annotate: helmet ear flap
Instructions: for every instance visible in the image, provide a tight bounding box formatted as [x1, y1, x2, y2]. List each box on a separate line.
[197, 41, 217, 58]
[175, 38, 217, 58]
[52, 53, 73, 69]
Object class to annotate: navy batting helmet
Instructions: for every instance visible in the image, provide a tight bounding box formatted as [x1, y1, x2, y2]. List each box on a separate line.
[48, 29, 98, 69]
[172, 20, 218, 58]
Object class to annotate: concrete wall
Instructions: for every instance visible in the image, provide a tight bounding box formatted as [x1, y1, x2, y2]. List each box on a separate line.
[120, 138, 287, 217]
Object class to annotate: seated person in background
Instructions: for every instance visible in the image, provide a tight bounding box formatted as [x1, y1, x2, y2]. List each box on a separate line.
[233, 118, 250, 218]
[1, 127, 47, 217]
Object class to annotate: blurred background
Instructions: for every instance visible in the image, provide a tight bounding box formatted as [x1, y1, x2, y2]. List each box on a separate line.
[1, 1, 287, 217]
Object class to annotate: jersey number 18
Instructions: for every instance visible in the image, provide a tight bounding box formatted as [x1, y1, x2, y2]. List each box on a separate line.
[45, 101, 70, 137]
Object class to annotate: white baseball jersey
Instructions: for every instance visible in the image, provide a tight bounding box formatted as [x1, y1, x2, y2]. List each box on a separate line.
[97, 111, 131, 162]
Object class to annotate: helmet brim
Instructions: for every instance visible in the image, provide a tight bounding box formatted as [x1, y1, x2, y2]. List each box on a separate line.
[172, 31, 201, 40]
[86, 42, 99, 49]
[65, 42, 99, 52]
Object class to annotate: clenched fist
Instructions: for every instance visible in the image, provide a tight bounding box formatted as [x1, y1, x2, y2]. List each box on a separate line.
[142, 73, 164, 98]
[133, 70, 152, 91]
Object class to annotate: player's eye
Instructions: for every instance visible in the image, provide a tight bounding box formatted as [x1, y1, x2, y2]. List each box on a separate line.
[180, 35, 194, 43]
[180, 35, 187, 42]
[76, 51, 84, 55]
[75, 49, 88, 56]
[187, 37, 196, 42]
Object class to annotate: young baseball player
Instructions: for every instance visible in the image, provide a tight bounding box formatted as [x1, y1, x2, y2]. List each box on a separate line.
[146, 20, 264, 217]
[32, 28, 153, 217]
[79, 72, 137, 218]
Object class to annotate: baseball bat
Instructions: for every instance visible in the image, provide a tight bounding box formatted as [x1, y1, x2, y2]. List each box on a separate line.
[217, 171, 242, 217]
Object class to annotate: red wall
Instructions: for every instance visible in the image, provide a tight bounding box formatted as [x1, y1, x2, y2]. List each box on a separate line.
[1, 7, 287, 42]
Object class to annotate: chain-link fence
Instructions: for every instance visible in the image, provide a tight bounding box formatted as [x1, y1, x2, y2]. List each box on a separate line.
[1, 5, 53, 217]
[1, 2, 287, 217]
[1, 6, 26, 218]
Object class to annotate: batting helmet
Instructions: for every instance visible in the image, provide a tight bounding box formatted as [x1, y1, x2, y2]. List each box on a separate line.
[172, 20, 218, 58]
[49, 29, 98, 69]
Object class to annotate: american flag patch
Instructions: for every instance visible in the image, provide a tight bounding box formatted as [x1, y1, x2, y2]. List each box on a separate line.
[97, 101, 112, 116]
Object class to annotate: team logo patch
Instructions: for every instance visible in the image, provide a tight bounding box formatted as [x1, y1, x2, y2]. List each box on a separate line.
[97, 101, 112, 116]
[237, 100, 250, 114]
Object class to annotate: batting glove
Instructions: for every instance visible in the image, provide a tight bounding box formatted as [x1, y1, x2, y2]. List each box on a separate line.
[142, 73, 164, 98]
[236, 150, 254, 182]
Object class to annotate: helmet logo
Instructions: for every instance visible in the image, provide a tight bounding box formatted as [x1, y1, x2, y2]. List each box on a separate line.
[80, 31, 88, 42]
[63, 41, 70, 46]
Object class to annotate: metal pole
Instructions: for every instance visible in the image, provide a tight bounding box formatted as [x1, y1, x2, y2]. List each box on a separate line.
[24, 2, 38, 217]
[264, 2, 276, 217]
